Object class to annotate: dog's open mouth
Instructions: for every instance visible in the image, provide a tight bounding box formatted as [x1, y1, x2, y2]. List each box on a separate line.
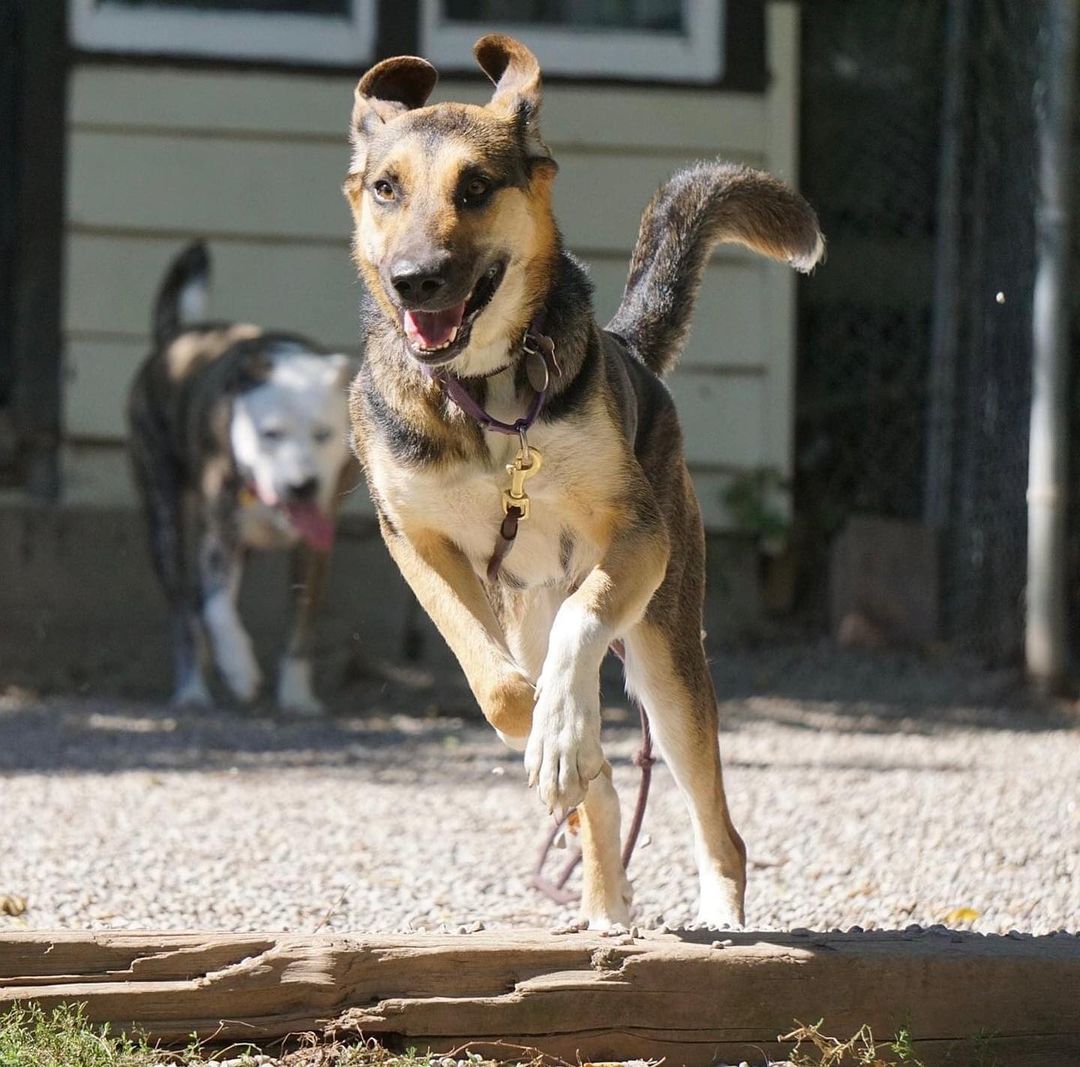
[284, 501, 335, 553]
[243, 483, 336, 552]
[402, 261, 506, 363]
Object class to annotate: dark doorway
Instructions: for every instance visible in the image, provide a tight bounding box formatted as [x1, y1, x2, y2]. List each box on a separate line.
[0, 0, 66, 497]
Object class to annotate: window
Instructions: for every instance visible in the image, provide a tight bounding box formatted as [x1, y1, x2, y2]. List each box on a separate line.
[70, 0, 375, 63]
[420, 0, 725, 83]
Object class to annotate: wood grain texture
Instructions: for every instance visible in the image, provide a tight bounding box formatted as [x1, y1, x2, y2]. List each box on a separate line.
[1, 928, 1078, 1065]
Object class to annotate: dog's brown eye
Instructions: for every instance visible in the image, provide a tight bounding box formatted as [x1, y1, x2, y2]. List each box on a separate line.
[373, 179, 396, 202]
[462, 176, 491, 205]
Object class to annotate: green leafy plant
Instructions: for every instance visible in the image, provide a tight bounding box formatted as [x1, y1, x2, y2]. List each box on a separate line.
[722, 467, 791, 552]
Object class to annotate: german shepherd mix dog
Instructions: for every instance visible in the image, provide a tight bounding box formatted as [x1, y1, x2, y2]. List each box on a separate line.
[344, 36, 823, 928]
[129, 243, 353, 715]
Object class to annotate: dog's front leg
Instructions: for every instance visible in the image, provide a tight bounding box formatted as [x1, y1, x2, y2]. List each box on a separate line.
[277, 545, 330, 715]
[382, 521, 535, 736]
[526, 520, 669, 819]
[198, 521, 262, 704]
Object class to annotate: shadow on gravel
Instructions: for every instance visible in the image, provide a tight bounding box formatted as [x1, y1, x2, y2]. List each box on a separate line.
[0, 689, 507, 775]
[1, 641, 1075, 774]
[708, 638, 1077, 736]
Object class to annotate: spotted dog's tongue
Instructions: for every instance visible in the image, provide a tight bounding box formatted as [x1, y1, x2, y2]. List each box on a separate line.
[285, 502, 335, 552]
[403, 303, 466, 350]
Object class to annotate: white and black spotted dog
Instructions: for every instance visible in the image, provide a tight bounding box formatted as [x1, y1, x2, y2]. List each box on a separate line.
[128, 242, 354, 714]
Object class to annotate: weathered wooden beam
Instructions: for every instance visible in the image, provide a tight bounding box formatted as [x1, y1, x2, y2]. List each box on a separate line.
[1, 929, 1078, 1065]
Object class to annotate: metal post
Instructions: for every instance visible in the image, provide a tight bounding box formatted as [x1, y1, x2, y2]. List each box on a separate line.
[1026, 0, 1077, 693]
[924, 0, 970, 530]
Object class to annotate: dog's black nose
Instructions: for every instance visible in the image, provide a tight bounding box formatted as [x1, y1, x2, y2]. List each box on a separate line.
[287, 477, 319, 502]
[390, 257, 450, 305]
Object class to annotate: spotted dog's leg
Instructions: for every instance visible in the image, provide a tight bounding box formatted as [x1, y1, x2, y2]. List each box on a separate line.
[199, 511, 261, 705]
[277, 544, 330, 715]
[129, 414, 211, 708]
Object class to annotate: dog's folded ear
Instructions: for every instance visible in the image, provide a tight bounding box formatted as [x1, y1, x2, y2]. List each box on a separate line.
[230, 345, 274, 394]
[350, 56, 438, 160]
[474, 34, 553, 165]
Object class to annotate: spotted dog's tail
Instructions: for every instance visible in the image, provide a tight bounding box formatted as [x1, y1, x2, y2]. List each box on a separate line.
[152, 240, 210, 349]
[607, 162, 824, 378]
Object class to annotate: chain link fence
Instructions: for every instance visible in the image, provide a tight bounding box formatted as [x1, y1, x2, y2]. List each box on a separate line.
[795, 0, 1074, 664]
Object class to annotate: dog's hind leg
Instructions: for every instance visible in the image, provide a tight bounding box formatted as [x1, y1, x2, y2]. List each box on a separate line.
[129, 412, 210, 707]
[199, 517, 262, 704]
[623, 617, 746, 929]
[277, 545, 330, 715]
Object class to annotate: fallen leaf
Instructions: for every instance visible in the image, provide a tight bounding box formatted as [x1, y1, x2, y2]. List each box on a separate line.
[0, 894, 27, 917]
[943, 906, 980, 924]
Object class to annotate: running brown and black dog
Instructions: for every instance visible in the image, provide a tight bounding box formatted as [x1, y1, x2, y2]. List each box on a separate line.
[343, 35, 824, 928]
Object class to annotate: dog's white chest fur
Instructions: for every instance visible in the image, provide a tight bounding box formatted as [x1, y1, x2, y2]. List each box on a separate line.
[375, 374, 605, 588]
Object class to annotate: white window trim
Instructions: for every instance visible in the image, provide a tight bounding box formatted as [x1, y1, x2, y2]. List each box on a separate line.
[70, 0, 375, 64]
[419, 0, 724, 83]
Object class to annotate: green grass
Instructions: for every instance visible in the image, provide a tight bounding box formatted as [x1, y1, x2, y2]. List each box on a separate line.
[0, 1003, 528, 1067]
[0, 1003, 164, 1066]
[2, 1004, 1005, 1067]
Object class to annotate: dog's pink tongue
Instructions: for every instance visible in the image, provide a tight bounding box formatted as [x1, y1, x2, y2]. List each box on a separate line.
[403, 304, 465, 350]
[285, 502, 335, 552]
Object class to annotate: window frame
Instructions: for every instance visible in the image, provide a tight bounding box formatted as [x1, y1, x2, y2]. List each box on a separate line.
[418, 0, 725, 84]
[69, 0, 376, 64]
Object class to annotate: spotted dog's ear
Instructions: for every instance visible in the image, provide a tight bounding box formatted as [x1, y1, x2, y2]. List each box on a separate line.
[474, 34, 554, 166]
[348, 56, 438, 171]
[229, 343, 274, 394]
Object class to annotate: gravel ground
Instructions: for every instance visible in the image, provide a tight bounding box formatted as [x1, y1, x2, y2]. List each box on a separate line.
[1, 640, 1078, 936]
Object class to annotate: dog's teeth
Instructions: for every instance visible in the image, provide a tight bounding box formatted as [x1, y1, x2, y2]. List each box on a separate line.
[448, 327, 458, 342]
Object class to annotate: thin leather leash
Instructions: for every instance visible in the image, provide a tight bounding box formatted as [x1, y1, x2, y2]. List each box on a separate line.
[421, 321, 654, 904]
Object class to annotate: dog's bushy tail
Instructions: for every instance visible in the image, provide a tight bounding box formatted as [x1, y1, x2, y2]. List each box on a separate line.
[607, 162, 824, 378]
[152, 240, 210, 348]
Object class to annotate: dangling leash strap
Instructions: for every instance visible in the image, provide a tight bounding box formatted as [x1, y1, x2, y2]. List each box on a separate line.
[421, 319, 559, 580]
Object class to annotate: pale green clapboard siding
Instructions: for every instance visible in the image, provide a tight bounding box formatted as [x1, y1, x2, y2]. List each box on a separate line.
[67, 131, 763, 252]
[66, 332, 767, 472]
[69, 68, 768, 155]
[64, 232, 767, 367]
[64, 337, 145, 442]
[61, 2, 803, 528]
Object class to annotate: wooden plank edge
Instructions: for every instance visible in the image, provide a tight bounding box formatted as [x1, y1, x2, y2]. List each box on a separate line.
[0, 929, 1077, 1067]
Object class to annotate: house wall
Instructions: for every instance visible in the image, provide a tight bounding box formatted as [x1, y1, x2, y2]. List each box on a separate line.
[60, 2, 801, 529]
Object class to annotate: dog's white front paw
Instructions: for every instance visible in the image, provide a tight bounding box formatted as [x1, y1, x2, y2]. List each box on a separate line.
[204, 594, 262, 704]
[220, 649, 262, 704]
[524, 674, 604, 818]
[277, 656, 325, 716]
